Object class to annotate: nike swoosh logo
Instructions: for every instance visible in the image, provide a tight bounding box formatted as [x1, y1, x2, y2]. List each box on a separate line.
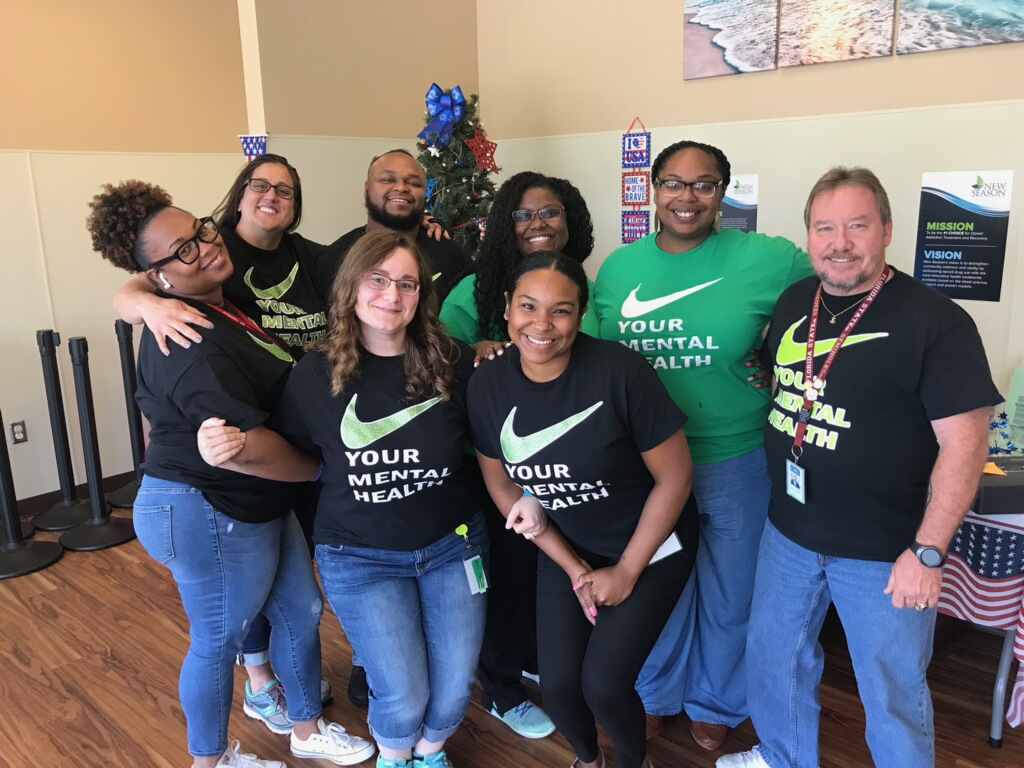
[244, 262, 299, 301]
[774, 317, 889, 367]
[500, 402, 603, 464]
[340, 394, 441, 449]
[621, 278, 723, 318]
[247, 332, 295, 364]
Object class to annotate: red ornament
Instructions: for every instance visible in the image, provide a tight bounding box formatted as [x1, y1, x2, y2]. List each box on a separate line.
[464, 129, 498, 173]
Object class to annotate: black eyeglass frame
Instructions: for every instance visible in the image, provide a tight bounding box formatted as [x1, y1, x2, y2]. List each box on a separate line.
[148, 217, 219, 271]
[652, 178, 724, 199]
[247, 177, 296, 200]
[511, 206, 564, 224]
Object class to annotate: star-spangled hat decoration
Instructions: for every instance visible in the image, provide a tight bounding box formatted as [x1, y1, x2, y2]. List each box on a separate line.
[464, 128, 498, 173]
[239, 134, 267, 162]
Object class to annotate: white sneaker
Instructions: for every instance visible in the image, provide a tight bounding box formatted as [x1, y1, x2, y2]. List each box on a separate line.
[716, 747, 770, 768]
[216, 741, 286, 768]
[290, 718, 375, 765]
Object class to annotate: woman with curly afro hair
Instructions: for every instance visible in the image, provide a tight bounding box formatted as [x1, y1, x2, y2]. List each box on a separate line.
[88, 180, 374, 768]
[437, 172, 594, 742]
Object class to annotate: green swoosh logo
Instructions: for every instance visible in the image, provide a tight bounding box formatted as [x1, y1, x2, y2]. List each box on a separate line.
[246, 332, 295, 364]
[340, 394, 441, 449]
[775, 317, 888, 367]
[244, 262, 299, 300]
[432, 272, 442, 282]
[500, 402, 603, 464]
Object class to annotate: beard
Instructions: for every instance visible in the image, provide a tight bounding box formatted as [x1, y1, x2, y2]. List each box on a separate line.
[365, 192, 423, 231]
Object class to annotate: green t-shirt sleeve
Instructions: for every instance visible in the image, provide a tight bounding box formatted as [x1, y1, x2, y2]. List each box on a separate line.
[783, 245, 814, 287]
[580, 276, 599, 335]
[439, 275, 481, 344]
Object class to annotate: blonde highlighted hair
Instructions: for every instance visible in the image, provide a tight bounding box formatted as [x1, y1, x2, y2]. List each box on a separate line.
[313, 231, 457, 400]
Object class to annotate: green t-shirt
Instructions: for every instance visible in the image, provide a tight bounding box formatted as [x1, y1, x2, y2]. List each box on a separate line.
[592, 229, 812, 464]
[440, 273, 599, 344]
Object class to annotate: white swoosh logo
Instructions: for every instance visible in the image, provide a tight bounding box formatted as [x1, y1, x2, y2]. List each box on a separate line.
[621, 278, 723, 319]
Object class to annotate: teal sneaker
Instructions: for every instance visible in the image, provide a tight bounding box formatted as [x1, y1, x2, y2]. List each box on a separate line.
[412, 750, 454, 768]
[243, 679, 293, 734]
[377, 758, 414, 768]
[488, 700, 556, 739]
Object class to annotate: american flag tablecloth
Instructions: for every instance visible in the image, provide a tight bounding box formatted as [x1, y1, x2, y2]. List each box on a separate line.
[938, 511, 1024, 726]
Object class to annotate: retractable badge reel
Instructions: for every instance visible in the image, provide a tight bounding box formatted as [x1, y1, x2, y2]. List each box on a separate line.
[457, 523, 488, 594]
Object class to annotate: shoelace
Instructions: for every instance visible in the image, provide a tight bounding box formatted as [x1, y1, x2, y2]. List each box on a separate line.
[316, 720, 356, 748]
[510, 700, 535, 719]
[221, 741, 267, 767]
[265, 682, 287, 713]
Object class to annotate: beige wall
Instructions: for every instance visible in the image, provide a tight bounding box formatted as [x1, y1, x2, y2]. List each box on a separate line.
[476, 0, 1024, 138]
[1, 0, 247, 152]
[254, 0, 479, 137]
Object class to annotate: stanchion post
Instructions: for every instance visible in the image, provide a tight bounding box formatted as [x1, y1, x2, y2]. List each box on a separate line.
[106, 321, 144, 508]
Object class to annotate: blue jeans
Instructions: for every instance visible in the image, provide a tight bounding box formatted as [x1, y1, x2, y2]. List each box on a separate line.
[637, 447, 769, 721]
[316, 512, 488, 749]
[134, 476, 324, 757]
[748, 522, 936, 768]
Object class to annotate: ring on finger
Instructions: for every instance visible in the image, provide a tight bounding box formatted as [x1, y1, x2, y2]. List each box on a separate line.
[914, 602, 928, 611]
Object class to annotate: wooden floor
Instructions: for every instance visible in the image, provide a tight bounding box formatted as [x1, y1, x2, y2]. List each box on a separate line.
[2, 514, 1022, 768]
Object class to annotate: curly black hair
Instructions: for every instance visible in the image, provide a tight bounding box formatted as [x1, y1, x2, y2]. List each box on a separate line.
[651, 140, 732, 188]
[86, 180, 173, 273]
[213, 153, 303, 233]
[472, 172, 594, 341]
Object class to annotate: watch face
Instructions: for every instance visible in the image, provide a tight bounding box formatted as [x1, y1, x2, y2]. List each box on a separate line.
[919, 547, 943, 567]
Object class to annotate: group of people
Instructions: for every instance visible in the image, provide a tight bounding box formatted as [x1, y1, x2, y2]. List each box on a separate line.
[87, 138, 998, 768]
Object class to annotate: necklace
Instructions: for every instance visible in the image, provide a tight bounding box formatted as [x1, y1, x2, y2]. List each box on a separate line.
[818, 293, 864, 324]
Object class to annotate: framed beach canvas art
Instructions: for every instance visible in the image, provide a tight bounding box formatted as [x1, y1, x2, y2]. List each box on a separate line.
[777, 0, 895, 67]
[898, 0, 1024, 55]
[683, 0, 779, 80]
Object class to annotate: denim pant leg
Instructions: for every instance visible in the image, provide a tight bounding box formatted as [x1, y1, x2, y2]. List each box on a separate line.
[747, 522, 831, 768]
[316, 513, 488, 750]
[636, 447, 769, 721]
[418, 513, 489, 743]
[262, 512, 325, 723]
[828, 556, 936, 768]
[240, 616, 272, 666]
[134, 476, 283, 758]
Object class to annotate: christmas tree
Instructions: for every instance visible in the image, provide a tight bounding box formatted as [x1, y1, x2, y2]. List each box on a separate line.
[415, 84, 499, 252]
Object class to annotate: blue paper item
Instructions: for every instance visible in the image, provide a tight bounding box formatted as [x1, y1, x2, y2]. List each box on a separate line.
[417, 84, 466, 146]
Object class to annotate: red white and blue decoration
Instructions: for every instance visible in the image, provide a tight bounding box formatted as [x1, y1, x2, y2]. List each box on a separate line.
[464, 128, 499, 173]
[622, 171, 650, 207]
[622, 127, 652, 168]
[622, 211, 649, 244]
[418, 83, 466, 147]
[239, 134, 267, 162]
[620, 117, 652, 243]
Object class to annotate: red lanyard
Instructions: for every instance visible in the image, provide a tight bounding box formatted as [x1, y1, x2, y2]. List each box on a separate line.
[791, 267, 890, 458]
[208, 301, 294, 358]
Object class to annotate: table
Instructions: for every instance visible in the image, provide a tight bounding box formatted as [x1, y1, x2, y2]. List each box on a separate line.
[938, 510, 1024, 747]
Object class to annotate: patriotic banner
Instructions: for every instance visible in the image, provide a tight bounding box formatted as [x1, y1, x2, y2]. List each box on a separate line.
[239, 134, 267, 162]
[939, 511, 1024, 726]
[620, 117, 652, 243]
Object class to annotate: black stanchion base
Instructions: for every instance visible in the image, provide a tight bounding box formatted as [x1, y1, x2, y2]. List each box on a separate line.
[15, 517, 36, 540]
[59, 516, 136, 552]
[33, 498, 91, 531]
[0, 540, 63, 579]
[106, 479, 140, 509]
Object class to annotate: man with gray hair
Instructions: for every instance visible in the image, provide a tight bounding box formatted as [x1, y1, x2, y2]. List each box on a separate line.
[718, 167, 1000, 768]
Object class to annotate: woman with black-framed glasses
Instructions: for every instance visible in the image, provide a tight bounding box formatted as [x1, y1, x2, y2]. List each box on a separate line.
[87, 180, 374, 768]
[589, 140, 813, 750]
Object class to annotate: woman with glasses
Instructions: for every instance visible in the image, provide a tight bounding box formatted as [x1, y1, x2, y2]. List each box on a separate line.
[589, 140, 812, 750]
[437, 172, 594, 741]
[467, 251, 697, 768]
[87, 180, 374, 768]
[199, 231, 489, 768]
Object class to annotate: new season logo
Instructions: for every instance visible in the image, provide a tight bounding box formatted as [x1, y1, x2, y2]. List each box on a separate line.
[774, 318, 888, 367]
[970, 174, 1009, 198]
[500, 402, 603, 463]
[620, 278, 723, 319]
[340, 394, 441, 449]
[244, 263, 299, 301]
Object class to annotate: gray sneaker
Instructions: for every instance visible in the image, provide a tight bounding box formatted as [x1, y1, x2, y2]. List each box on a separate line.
[243, 679, 294, 734]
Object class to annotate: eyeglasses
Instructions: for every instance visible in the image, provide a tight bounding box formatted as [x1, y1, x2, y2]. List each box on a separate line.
[653, 178, 723, 199]
[247, 178, 296, 199]
[362, 273, 421, 296]
[511, 207, 563, 224]
[149, 217, 219, 270]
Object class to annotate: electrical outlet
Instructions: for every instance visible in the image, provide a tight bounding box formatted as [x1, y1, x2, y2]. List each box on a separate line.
[10, 421, 26, 444]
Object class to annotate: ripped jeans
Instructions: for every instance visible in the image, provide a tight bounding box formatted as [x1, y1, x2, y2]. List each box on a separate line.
[134, 475, 324, 757]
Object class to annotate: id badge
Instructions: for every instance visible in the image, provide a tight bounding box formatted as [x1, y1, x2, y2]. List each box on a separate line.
[463, 555, 488, 594]
[649, 531, 683, 564]
[786, 459, 806, 504]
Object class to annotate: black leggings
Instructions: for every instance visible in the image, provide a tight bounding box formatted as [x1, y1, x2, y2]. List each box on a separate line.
[536, 537, 696, 768]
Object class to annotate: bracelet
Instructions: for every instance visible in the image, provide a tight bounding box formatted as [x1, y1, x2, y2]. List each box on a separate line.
[522, 488, 534, 498]
[311, 462, 324, 482]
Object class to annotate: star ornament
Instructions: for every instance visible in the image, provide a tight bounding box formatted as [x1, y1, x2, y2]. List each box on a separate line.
[428, 146, 441, 157]
[464, 129, 498, 173]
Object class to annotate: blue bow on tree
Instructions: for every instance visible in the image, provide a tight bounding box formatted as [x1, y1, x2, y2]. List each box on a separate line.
[417, 83, 465, 146]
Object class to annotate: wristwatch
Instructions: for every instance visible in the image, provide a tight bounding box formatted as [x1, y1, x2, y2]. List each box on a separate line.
[910, 540, 947, 568]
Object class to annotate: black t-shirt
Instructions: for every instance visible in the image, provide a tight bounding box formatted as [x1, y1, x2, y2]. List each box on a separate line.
[136, 295, 299, 522]
[221, 228, 329, 353]
[761, 270, 1001, 561]
[271, 341, 483, 550]
[467, 333, 693, 558]
[316, 226, 472, 304]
